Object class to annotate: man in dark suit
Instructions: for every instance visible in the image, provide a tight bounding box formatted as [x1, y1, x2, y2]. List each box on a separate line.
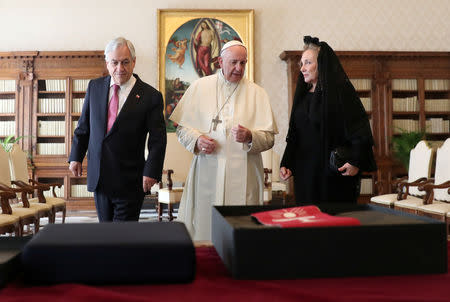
[69, 37, 166, 221]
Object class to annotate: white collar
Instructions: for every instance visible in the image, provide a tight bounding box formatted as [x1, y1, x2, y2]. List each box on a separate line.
[109, 75, 136, 90]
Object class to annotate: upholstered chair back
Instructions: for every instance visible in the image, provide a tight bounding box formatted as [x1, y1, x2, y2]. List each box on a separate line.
[408, 140, 433, 196]
[0, 147, 12, 185]
[9, 144, 30, 183]
[163, 134, 193, 184]
[433, 138, 450, 201]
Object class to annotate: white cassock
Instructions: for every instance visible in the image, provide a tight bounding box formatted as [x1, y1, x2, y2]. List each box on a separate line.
[170, 71, 278, 241]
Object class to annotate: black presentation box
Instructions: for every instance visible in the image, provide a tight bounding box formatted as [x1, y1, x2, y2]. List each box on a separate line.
[0, 236, 31, 287]
[22, 222, 195, 284]
[212, 204, 448, 279]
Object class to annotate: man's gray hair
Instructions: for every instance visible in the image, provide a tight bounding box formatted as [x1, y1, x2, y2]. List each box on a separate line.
[104, 37, 136, 61]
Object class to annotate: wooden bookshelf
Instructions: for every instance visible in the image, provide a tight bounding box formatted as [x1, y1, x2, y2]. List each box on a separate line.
[280, 51, 450, 201]
[0, 51, 107, 210]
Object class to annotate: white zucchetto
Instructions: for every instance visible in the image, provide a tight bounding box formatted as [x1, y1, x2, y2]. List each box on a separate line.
[220, 40, 246, 55]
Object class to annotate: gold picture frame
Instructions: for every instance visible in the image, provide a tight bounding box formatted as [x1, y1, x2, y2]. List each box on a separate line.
[157, 9, 254, 132]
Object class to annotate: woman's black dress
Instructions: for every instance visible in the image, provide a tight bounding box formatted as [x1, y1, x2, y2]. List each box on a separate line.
[280, 39, 376, 205]
[282, 91, 361, 204]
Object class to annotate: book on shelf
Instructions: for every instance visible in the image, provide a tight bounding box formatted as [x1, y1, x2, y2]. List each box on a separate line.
[72, 121, 78, 134]
[350, 79, 371, 90]
[38, 98, 66, 113]
[425, 99, 450, 112]
[425, 79, 450, 91]
[360, 178, 373, 195]
[393, 96, 418, 112]
[37, 121, 65, 136]
[72, 98, 84, 113]
[393, 119, 420, 133]
[392, 79, 417, 91]
[43, 79, 66, 92]
[425, 118, 450, 133]
[36, 143, 65, 155]
[0, 80, 16, 92]
[0, 121, 15, 136]
[72, 79, 90, 92]
[71, 184, 94, 198]
[0, 99, 15, 113]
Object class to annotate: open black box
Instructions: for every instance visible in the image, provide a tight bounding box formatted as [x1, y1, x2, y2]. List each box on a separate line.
[211, 204, 448, 279]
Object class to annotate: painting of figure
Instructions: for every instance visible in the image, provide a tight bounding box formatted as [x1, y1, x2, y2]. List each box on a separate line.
[192, 20, 219, 77]
[164, 17, 242, 132]
[167, 38, 188, 68]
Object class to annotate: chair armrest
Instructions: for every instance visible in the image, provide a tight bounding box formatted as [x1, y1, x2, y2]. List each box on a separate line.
[0, 182, 33, 207]
[11, 180, 36, 190]
[418, 180, 450, 205]
[0, 182, 32, 194]
[29, 179, 51, 190]
[264, 168, 272, 189]
[0, 190, 15, 215]
[29, 179, 62, 198]
[10, 180, 42, 205]
[391, 176, 408, 187]
[397, 177, 432, 200]
[161, 169, 174, 191]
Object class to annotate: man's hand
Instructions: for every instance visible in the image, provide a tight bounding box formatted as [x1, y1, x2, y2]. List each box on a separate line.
[69, 161, 82, 177]
[196, 135, 216, 154]
[231, 124, 252, 143]
[279, 167, 292, 181]
[143, 176, 157, 193]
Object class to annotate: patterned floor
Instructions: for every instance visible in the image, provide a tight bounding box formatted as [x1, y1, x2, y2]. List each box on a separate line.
[15, 204, 178, 235]
[43, 208, 177, 225]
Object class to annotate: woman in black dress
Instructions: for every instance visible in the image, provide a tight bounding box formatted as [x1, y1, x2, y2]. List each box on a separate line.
[280, 36, 376, 204]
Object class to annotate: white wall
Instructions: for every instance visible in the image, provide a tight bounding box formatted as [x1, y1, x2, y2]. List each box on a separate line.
[1, 0, 449, 156]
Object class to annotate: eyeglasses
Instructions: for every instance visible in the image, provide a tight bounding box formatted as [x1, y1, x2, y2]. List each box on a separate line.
[108, 59, 132, 68]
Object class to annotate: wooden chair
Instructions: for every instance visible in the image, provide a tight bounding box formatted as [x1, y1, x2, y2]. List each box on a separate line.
[370, 141, 433, 210]
[415, 138, 450, 234]
[262, 150, 287, 204]
[153, 135, 192, 221]
[0, 147, 41, 234]
[0, 190, 21, 236]
[157, 169, 183, 221]
[9, 144, 66, 223]
[263, 168, 272, 204]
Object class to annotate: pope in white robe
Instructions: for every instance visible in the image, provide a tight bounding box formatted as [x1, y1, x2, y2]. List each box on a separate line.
[170, 41, 278, 241]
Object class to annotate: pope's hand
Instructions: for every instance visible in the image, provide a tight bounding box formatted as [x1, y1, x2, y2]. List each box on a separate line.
[279, 167, 292, 181]
[231, 124, 252, 143]
[196, 135, 216, 154]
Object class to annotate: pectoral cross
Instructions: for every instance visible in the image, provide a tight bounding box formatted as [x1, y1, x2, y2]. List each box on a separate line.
[212, 115, 222, 131]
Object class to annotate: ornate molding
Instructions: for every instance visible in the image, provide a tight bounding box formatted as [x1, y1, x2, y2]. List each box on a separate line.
[20, 58, 35, 81]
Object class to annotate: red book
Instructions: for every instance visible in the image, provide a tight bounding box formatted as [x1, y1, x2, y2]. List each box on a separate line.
[251, 206, 360, 228]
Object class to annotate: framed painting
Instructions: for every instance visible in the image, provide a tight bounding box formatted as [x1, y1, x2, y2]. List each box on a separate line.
[157, 9, 254, 132]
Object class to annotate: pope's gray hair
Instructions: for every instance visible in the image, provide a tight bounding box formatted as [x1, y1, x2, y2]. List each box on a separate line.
[104, 37, 136, 61]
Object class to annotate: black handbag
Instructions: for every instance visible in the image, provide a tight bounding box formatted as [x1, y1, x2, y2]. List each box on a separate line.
[329, 146, 352, 173]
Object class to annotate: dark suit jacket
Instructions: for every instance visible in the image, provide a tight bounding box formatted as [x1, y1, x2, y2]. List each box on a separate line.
[69, 74, 166, 199]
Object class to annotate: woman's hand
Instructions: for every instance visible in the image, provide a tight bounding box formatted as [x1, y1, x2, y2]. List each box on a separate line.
[279, 167, 292, 181]
[338, 163, 359, 176]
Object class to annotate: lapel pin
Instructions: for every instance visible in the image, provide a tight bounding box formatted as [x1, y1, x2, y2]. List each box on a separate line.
[136, 94, 140, 99]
